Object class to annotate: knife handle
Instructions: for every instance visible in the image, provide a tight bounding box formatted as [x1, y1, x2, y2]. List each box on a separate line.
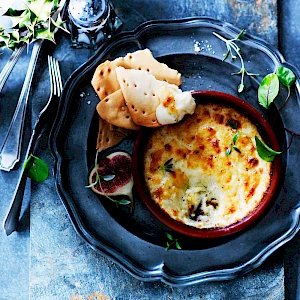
[0, 40, 42, 171]
[3, 170, 28, 235]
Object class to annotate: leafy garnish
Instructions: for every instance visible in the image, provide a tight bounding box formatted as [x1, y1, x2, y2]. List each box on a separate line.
[226, 132, 241, 156]
[159, 158, 175, 173]
[277, 66, 296, 89]
[258, 73, 279, 109]
[227, 119, 238, 129]
[23, 154, 48, 182]
[233, 132, 239, 144]
[225, 147, 231, 156]
[213, 29, 258, 93]
[0, 0, 68, 50]
[255, 136, 281, 162]
[165, 233, 182, 251]
[233, 146, 241, 153]
[85, 173, 115, 188]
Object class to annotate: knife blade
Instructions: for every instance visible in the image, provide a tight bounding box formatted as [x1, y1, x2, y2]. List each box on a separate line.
[3, 71, 62, 236]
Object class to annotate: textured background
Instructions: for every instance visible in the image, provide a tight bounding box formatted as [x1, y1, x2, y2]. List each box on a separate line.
[1, 0, 299, 299]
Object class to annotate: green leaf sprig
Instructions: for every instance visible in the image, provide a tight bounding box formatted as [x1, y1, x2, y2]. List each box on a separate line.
[226, 132, 241, 156]
[255, 136, 281, 162]
[0, 0, 68, 50]
[258, 66, 295, 109]
[213, 29, 259, 93]
[215, 29, 299, 162]
[258, 73, 279, 109]
[23, 154, 48, 182]
[257, 65, 300, 161]
[159, 158, 175, 173]
[165, 232, 182, 251]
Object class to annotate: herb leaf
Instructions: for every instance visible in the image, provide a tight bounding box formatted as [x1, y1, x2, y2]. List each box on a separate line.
[102, 174, 115, 181]
[118, 199, 131, 205]
[233, 146, 241, 153]
[23, 154, 48, 182]
[226, 147, 232, 156]
[233, 132, 239, 144]
[213, 29, 258, 93]
[258, 73, 279, 109]
[159, 158, 175, 173]
[255, 136, 281, 162]
[276, 66, 296, 89]
[165, 233, 182, 251]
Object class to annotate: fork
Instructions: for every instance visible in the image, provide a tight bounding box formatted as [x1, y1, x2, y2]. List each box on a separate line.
[3, 56, 63, 236]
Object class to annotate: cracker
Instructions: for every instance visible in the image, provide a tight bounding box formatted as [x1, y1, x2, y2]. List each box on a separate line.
[91, 57, 123, 101]
[122, 49, 182, 86]
[96, 117, 130, 152]
[116, 67, 170, 127]
[96, 89, 140, 130]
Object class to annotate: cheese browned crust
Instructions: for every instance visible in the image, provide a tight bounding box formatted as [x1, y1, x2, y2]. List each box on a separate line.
[144, 103, 272, 229]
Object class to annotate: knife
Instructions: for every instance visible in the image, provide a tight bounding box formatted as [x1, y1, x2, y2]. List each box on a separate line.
[3, 59, 62, 236]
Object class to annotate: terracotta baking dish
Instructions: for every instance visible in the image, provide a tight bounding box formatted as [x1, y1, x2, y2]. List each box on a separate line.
[132, 90, 283, 239]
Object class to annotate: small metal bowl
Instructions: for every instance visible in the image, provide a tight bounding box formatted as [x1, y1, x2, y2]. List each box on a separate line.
[132, 90, 283, 239]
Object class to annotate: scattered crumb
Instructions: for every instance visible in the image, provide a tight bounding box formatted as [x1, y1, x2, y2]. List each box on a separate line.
[194, 40, 215, 54]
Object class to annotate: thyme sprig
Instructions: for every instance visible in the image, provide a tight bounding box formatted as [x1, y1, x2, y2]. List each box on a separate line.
[159, 158, 175, 173]
[165, 233, 182, 251]
[213, 29, 258, 93]
[226, 132, 241, 156]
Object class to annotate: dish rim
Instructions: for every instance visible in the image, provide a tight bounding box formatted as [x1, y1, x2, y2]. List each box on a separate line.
[132, 90, 283, 238]
[50, 17, 300, 286]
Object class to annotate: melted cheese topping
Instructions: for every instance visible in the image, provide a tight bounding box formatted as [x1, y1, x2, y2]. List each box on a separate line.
[156, 86, 196, 125]
[144, 103, 272, 229]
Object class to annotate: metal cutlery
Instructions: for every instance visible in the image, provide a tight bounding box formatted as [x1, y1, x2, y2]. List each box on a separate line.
[0, 44, 26, 94]
[0, 39, 43, 171]
[0, 0, 67, 171]
[3, 56, 63, 236]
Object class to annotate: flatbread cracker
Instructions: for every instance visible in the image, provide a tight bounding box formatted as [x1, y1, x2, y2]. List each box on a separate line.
[116, 67, 171, 127]
[121, 49, 182, 86]
[91, 58, 123, 101]
[96, 89, 140, 130]
[96, 117, 130, 152]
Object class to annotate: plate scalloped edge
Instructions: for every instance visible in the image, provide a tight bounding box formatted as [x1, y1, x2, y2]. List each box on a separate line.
[50, 17, 300, 286]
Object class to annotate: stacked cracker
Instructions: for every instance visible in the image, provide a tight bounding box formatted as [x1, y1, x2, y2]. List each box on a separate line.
[91, 49, 182, 152]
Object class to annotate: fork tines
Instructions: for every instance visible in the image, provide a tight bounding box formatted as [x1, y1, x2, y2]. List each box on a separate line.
[48, 56, 63, 97]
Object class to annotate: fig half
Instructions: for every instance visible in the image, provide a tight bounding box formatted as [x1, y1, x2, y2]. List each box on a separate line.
[89, 151, 133, 200]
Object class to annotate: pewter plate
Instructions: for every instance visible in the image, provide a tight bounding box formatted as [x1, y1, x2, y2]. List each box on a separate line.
[51, 17, 300, 286]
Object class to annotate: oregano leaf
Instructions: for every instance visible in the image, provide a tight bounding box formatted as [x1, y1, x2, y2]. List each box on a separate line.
[226, 147, 231, 156]
[233, 133, 239, 144]
[258, 73, 279, 109]
[166, 232, 173, 240]
[102, 174, 115, 181]
[117, 199, 131, 205]
[175, 241, 182, 250]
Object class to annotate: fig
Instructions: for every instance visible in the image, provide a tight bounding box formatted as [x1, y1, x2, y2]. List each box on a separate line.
[89, 151, 133, 200]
